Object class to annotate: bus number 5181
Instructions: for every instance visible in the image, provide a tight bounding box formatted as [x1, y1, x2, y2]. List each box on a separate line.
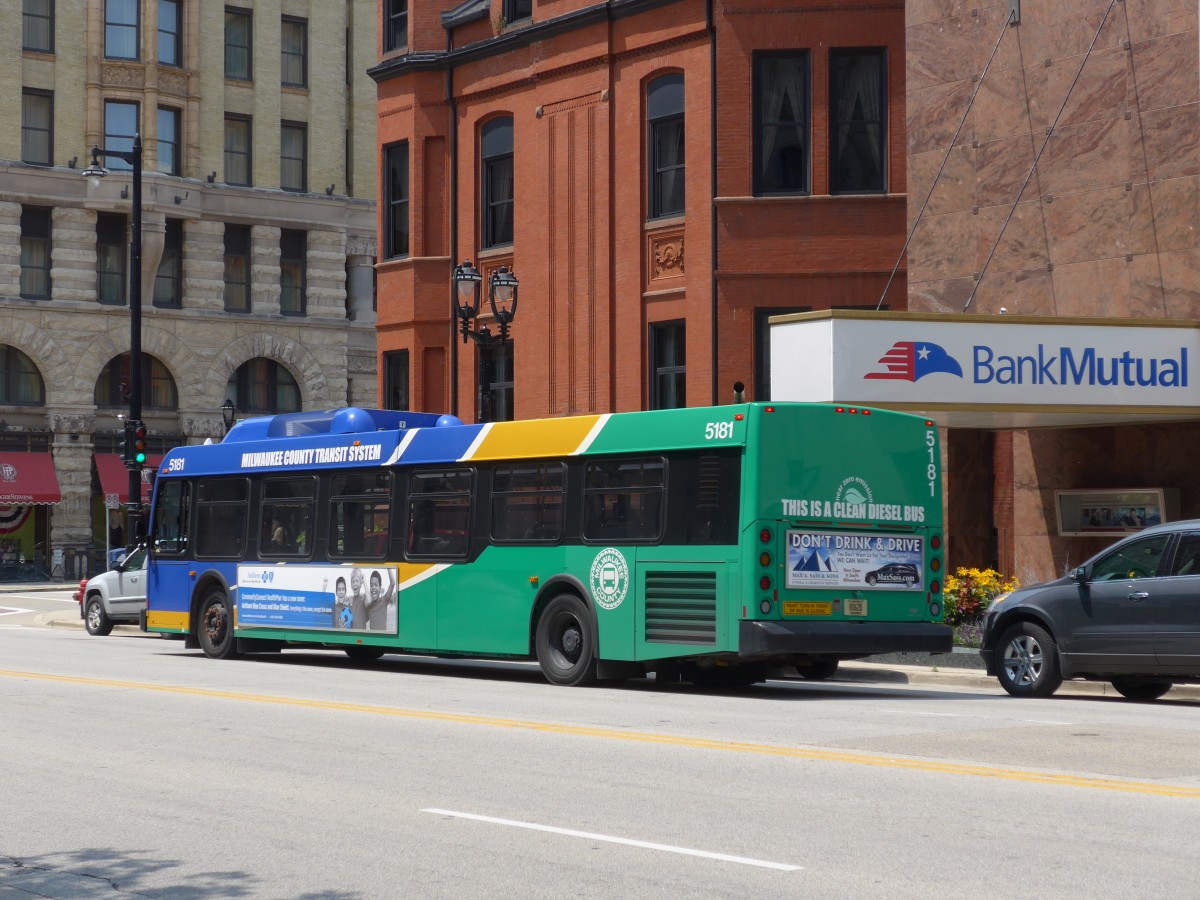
[705, 421, 734, 440]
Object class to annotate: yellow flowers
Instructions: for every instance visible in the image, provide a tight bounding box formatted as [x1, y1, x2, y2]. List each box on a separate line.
[943, 566, 1020, 626]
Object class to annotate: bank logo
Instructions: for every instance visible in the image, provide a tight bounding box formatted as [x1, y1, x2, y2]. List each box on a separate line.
[0, 463, 16, 483]
[865, 341, 963, 381]
[589, 547, 629, 610]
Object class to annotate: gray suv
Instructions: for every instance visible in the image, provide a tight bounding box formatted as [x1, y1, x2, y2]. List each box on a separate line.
[980, 520, 1200, 701]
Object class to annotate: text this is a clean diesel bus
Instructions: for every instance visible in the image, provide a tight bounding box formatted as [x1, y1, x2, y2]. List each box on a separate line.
[144, 403, 951, 686]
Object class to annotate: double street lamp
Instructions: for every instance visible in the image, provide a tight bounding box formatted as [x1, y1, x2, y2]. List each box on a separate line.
[82, 135, 144, 547]
[452, 261, 519, 423]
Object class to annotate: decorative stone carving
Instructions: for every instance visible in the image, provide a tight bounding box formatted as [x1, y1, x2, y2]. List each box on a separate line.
[347, 354, 376, 375]
[50, 414, 96, 435]
[183, 417, 226, 439]
[652, 235, 685, 279]
[159, 69, 189, 97]
[346, 235, 377, 257]
[101, 63, 145, 88]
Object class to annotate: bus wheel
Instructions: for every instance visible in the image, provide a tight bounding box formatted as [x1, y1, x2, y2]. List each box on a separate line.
[795, 659, 839, 680]
[344, 646, 386, 662]
[197, 589, 238, 660]
[535, 594, 598, 687]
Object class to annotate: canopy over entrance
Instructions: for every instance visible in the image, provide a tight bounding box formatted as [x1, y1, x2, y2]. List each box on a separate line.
[95, 454, 164, 507]
[0, 452, 62, 505]
[769, 311, 1200, 429]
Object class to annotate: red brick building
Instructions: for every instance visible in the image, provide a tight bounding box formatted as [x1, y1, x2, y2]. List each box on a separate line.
[370, 0, 908, 421]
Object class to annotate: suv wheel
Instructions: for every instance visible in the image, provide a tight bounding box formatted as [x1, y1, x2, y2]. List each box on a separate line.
[1110, 677, 1172, 702]
[85, 596, 114, 636]
[995, 622, 1063, 697]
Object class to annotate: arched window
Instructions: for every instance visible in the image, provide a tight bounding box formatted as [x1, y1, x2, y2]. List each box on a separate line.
[647, 74, 684, 219]
[481, 117, 514, 248]
[0, 345, 46, 405]
[227, 358, 301, 415]
[94, 353, 179, 410]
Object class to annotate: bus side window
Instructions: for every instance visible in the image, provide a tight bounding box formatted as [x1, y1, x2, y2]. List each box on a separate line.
[152, 479, 191, 555]
[406, 468, 472, 558]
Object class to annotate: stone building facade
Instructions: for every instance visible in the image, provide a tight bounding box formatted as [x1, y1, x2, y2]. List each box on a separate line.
[904, 0, 1200, 580]
[1, 0, 380, 578]
[370, 0, 908, 422]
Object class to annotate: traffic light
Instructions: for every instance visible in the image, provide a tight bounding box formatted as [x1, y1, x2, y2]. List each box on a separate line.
[132, 421, 148, 465]
[120, 420, 135, 465]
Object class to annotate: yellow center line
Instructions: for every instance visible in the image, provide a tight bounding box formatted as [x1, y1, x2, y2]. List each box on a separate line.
[5, 668, 1198, 799]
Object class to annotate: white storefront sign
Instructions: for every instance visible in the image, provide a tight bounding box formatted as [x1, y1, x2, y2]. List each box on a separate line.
[770, 312, 1200, 428]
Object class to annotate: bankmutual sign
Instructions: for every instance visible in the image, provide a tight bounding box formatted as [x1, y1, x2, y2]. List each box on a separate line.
[769, 311, 1200, 425]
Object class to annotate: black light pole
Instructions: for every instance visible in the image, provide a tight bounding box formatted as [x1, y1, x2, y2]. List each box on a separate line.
[452, 262, 519, 423]
[220, 398, 237, 436]
[83, 135, 143, 546]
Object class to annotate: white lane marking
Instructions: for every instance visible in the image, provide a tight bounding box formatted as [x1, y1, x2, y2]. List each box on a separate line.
[422, 809, 801, 871]
[878, 709, 1073, 726]
[0, 606, 35, 616]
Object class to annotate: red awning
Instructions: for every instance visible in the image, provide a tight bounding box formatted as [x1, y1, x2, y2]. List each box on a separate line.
[95, 454, 164, 506]
[0, 452, 62, 505]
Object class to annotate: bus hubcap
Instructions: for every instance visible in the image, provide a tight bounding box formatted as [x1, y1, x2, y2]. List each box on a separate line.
[561, 624, 581, 657]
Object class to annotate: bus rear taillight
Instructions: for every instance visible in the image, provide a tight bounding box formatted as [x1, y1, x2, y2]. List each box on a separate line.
[931, 534, 942, 550]
[759, 551, 771, 567]
[930, 580, 941, 595]
[931, 558, 941, 572]
[759, 575, 772, 591]
[760, 528, 772, 544]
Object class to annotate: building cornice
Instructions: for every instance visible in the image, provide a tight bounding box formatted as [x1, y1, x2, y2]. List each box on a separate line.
[369, 0, 686, 83]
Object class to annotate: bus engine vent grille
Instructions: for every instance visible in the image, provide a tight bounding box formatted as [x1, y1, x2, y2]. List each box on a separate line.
[644, 571, 717, 644]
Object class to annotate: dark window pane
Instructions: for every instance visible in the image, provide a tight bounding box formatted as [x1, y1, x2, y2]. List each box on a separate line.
[491, 462, 564, 542]
[195, 478, 249, 559]
[582, 458, 665, 542]
[756, 54, 809, 194]
[23, 0, 54, 52]
[385, 0, 408, 51]
[225, 9, 251, 80]
[96, 213, 127, 305]
[384, 350, 409, 411]
[104, 101, 138, 171]
[158, 0, 180, 65]
[385, 142, 409, 258]
[830, 49, 886, 193]
[649, 321, 685, 410]
[154, 219, 183, 308]
[22, 91, 53, 165]
[105, 0, 138, 59]
[0, 345, 46, 404]
[407, 469, 472, 558]
[281, 122, 307, 191]
[260, 476, 316, 558]
[223, 225, 250, 311]
[157, 106, 180, 175]
[20, 206, 52, 300]
[224, 116, 251, 185]
[482, 118, 514, 248]
[281, 17, 306, 86]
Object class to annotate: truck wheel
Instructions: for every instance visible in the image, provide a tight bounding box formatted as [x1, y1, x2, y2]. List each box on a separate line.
[197, 588, 238, 659]
[85, 596, 114, 636]
[535, 594, 598, 686]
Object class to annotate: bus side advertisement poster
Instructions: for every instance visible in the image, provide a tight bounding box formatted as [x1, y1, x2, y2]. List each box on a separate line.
[236, 564, 398, 633]
[786, 531, 924, 591]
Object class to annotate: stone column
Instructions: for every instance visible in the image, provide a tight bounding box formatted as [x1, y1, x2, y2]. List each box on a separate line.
[183, 218, 226, 311]
[48, 412, 97, 579]
[306, 229, 348, 319]
[52, 207, 99, 302]
[251, 224, 282, 314]
[0, 202, 20, 295]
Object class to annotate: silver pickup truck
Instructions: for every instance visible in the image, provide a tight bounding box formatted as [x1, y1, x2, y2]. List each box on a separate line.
[74, 545, 147, 635]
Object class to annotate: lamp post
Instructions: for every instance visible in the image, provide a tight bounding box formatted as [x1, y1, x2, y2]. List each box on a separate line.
[83, 135, 144, 547]
[220, 398, 237, 435]
[452, 261, 519, 423]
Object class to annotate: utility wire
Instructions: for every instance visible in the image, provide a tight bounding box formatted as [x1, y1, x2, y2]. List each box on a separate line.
[964, 0, 1120, 311]
[875, 6, 1017, 311]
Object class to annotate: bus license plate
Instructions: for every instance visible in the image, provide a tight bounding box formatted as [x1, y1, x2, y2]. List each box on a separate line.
[845, 599, 868, 617]
[783, 602, 832, 616]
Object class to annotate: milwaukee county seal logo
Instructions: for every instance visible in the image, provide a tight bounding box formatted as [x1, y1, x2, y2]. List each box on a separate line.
[589, 548, 629, 610]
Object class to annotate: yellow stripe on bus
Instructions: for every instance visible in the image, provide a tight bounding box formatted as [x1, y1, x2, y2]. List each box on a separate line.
[466, 415, 603, 461]
[146, 610, 189, 631]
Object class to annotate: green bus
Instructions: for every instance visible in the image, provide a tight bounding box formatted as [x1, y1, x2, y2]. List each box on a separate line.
[144, 402, 950, 686]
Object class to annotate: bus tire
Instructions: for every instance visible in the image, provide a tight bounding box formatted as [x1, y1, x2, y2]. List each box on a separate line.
[344, 646, 386, 662]
[85, 596, 114, 636]
[795, 659, 839, 680]
[197, 588, 238, 660]
[535, 594, 598, 687]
